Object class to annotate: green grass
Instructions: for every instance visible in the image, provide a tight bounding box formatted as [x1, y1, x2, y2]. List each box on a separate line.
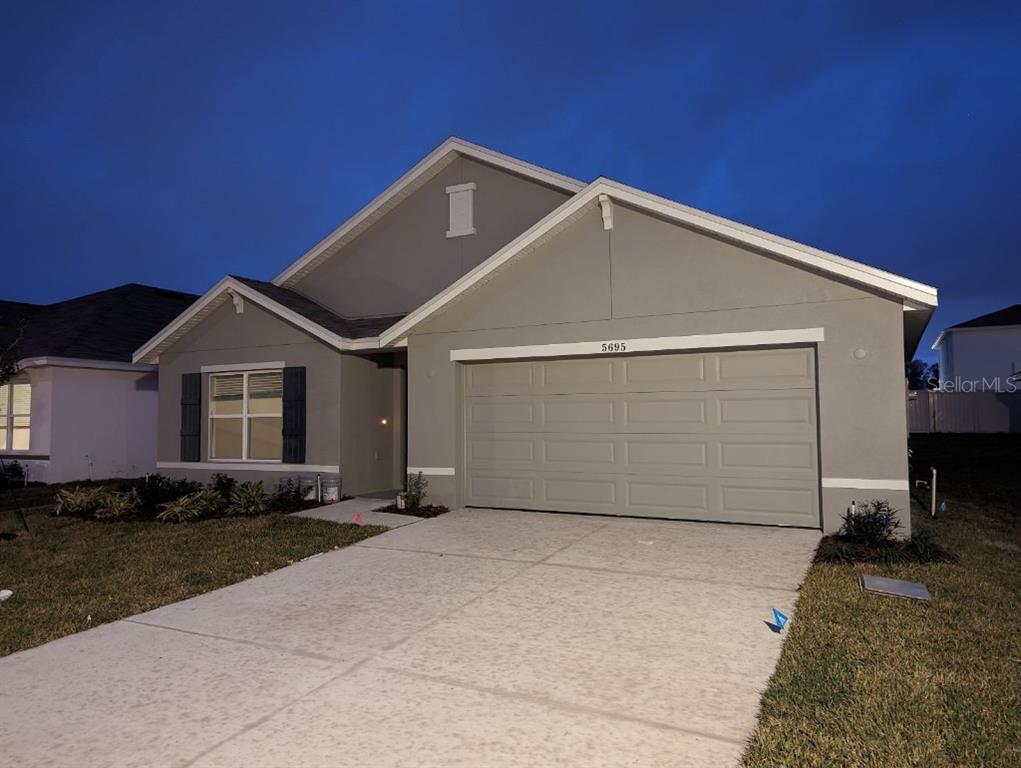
[742, 435, 1021, 767]
[0, 504, 385, 657]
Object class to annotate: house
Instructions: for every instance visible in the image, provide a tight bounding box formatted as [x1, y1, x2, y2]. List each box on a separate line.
[134, 138, 938, 534]
[932, 304, 1021, 391]
[1, 284, 197, 483]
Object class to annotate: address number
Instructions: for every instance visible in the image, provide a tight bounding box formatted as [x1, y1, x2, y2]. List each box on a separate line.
[600, 342, 627, 353]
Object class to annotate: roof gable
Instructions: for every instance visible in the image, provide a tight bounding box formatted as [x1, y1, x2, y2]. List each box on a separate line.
[132, 276, 404, 363]
[271, 137, 585, 287]
[379, 179, 939, 345]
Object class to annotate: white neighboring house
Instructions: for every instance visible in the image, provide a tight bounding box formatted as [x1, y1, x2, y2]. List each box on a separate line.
[932, 304, 1021, 392]
[0, 284, 197, 483]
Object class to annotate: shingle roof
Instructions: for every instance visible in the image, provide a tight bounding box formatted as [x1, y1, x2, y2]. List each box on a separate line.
[231, 276, 405, 339]
[949, 304, 1021, 330]
[2, 284, 198, 363]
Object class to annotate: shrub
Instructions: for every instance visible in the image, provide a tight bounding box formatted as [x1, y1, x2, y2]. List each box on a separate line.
[137, 474, 201, 511]
[54, 486, 106, 517]
[210, 473, 237, 504]
[837, 499, 901, 545]
[0, 460, 25, 489]
[157, 489, 224, 523]
[228, 481, 269, 516]
[272, 478, 306, 512]
[406, 472, 428, 510]
[93, 489, 140, 520]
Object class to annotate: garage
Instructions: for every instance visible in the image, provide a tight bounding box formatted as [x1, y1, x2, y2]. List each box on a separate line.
[462, 346, 820, 527]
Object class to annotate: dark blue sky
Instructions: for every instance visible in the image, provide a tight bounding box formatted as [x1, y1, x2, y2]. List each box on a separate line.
[2, 2, 1019, 358]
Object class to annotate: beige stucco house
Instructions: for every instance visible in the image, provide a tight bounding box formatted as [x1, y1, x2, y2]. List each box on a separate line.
[134, 138, 937, 533]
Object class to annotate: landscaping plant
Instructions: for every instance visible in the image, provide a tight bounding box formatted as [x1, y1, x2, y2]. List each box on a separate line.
[406, 471, 428, 510]
[228, 481, 269, 516]
[156, 488, 225, 523]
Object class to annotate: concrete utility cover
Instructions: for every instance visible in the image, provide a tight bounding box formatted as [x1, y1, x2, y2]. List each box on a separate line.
[0, 509, 820, 768]
[859, 574, 932, 601]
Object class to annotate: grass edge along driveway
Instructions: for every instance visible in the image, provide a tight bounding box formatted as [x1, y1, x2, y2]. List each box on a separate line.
[0, 508, 385, 656]
[742, 435, 1020, 768]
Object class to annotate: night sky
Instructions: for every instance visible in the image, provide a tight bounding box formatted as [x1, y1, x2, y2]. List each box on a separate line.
[3, 2, 1019, 358]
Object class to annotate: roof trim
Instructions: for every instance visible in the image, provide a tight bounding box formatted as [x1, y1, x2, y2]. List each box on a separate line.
[271, 137, 586, 287]
[932, 322, 1021, 351]
[17, 356, 157, 373]
[379, 178, 939, 345]
[132, 277, 382, 363]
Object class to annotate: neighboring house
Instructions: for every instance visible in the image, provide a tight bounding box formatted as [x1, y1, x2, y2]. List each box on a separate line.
[932, 304, 1021, 391]
[134, 137, 938, 534]
[0, 284, 197, 483]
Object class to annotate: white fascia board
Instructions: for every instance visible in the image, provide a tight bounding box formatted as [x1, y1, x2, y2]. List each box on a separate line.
[380, 179, 939, 346]
[821, 478, 910, 491]
[931, 323, 1021, 351]
[931, 330, 948, 350]
[271, 137, 586, 287]
[157, 461, 340, 473]
[132, 277, 381, 363]
[17, 356, 157, 373]
[450, 328, 825, 362]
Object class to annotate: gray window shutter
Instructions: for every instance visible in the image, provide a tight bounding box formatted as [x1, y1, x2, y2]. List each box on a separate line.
[180, 372, 202, 462]
[282, 366, 306, 464]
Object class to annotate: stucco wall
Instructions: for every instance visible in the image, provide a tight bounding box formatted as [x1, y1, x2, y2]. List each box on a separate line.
[3, 366, 159, 484]
[940, 327, 1021, 389]
[157, 301, 344, 475]
[405, 204, 912, 533]
[292, 155, 570, 317]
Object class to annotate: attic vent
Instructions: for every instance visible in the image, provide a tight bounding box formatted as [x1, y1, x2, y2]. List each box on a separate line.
[446, 182, 476, 238]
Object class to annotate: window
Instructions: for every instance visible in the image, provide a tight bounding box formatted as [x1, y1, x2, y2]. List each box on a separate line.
[445, 182, 476, 238]
[209, 371, 282, 461]
[0, 381, 31, 451]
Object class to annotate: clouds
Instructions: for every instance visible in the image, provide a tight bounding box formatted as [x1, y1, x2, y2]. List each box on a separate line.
[1, 1, 1018, 355]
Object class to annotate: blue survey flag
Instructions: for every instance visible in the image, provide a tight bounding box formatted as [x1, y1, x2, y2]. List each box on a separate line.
[772, 608, 790, 629]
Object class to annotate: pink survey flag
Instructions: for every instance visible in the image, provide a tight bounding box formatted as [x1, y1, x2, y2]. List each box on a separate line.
[352, 512, 364, 525]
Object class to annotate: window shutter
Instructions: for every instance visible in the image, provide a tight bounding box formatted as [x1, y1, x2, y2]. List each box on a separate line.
[282, 366, 306, 464]
[180, 373, 202, 462]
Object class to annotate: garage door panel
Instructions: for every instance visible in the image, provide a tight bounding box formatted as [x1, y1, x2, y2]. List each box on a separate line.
[463, 347, 819, 527]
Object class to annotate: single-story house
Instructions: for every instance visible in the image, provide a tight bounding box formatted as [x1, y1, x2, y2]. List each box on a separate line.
[933, 304, 1021, 391]
[1, 284, 197, 483]
[134, 137, 937, 533]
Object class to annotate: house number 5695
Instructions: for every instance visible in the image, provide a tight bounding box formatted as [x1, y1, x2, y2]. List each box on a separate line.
[600, 342, 627, 352]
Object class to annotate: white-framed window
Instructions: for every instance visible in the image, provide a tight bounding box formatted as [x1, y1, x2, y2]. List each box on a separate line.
[208, 370, 283, 461]
[0, 380, 31, 451]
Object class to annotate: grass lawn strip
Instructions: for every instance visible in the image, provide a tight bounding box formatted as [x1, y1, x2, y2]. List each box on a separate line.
[0, 507, 385, 656]
[742, 435, 1020, 768]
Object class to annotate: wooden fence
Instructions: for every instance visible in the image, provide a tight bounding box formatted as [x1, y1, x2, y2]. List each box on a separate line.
[907, 390, 1021, 433]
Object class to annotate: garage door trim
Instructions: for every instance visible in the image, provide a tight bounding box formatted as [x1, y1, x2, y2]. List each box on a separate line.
[450, 327, 824, 362]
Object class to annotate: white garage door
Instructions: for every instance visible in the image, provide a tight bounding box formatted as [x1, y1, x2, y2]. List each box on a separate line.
[462, 347, 820, 527]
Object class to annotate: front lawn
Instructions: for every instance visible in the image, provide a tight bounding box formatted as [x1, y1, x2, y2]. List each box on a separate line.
[0, 504, 385, 657]
[743, 435, 1020, 767]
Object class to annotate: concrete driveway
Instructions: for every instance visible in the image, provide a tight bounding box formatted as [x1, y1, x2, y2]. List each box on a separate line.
[0, 508, 819, 768]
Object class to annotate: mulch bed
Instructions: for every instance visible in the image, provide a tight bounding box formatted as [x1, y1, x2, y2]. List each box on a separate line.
[373, 503, 449, 519]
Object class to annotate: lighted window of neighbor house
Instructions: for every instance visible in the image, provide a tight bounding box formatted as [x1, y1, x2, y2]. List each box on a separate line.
[0, 381, 31, 451]
[209, 371, 282, 461]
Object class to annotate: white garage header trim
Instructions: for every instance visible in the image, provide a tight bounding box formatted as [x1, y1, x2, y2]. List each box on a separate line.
[450, 328, 825, 362]
[821, 478, 910, 491]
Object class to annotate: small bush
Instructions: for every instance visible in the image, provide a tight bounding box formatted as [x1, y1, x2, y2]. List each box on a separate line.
[272, 478, 307, 513]
[0, 460, 25, 489]
[93, 489, 140, 520]
[210, 473, 237, 504]
[54, 487, 106, 517]
[406, 472, 428, 510]
[838, 499, 901, 545]
[157, 489, 224, 523]
[137, 474, 201, 511]
[228, 481, 269, 516]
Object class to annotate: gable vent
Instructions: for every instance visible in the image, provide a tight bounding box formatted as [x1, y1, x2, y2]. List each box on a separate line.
[446, 182, 476, 238]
